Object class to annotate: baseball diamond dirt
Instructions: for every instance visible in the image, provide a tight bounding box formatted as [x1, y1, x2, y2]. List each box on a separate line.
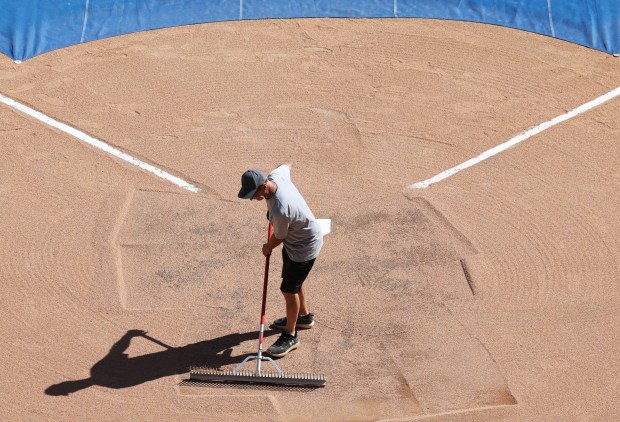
[1, 18, 618, 421]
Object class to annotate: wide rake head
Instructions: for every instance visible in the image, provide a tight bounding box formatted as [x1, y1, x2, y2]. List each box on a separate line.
[189, 367, 326, 387]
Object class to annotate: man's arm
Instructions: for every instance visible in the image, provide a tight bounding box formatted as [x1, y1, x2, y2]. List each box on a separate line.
[263, 214, 288, 256]
[263, 234, 284, 256]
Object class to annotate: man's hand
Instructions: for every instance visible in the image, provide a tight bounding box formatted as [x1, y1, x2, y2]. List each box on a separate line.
[262, 233, 283, 257]
[262, 242, 272, 257]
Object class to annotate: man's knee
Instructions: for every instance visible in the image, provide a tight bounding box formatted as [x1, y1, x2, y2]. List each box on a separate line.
[281, 291, 298, 302]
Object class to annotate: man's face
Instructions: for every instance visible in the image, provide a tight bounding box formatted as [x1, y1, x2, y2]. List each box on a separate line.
[251, 183, 266, 201]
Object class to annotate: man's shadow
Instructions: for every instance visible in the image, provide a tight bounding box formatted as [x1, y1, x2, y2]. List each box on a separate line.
[45, 329, 278, 396]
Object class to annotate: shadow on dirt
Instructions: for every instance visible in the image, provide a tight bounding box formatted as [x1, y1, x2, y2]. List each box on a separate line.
[45, 329, 277, 396]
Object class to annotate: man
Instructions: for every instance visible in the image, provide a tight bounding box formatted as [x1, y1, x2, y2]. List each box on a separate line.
[238, 164, 323, 357]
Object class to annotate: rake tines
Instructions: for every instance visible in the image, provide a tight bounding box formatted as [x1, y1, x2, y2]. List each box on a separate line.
[189, 366, 326, 387]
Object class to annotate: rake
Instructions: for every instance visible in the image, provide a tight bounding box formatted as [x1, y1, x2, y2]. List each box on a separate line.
[190, 223, 326, 387]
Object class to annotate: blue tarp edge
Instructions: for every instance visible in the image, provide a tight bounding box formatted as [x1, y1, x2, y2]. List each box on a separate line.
[1, 0, 618, 61]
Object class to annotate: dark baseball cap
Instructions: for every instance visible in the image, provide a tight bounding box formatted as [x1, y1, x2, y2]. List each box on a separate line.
[238, 169, 267, 199]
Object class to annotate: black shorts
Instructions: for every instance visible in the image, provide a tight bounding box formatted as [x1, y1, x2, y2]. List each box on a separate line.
[280, 248, 316, 294]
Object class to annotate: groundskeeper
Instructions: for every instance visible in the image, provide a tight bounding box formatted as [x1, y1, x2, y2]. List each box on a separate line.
[238, 164, 323, 357]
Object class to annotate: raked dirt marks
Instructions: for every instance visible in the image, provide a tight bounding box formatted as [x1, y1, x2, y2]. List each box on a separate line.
[114, 189, 265, 310]
[423, 102, 620, 305]
[419, 182, 619, 304]
[165, 189, 516, 417]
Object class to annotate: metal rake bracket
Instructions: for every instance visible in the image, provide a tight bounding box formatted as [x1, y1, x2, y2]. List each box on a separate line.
[235, 354, 283, 374]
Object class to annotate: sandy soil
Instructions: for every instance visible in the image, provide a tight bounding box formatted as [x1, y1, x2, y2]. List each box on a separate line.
[1, 18, 619, 421]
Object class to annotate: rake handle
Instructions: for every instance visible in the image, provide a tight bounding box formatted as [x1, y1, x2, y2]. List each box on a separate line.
[256, 223, 273, 371]
[260, 223, 273, 323]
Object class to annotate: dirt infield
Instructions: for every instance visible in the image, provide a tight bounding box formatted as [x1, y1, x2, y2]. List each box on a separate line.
[1, 18, 618, 421]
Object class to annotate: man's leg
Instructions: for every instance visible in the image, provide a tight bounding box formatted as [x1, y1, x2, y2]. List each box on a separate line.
[298, 284, 309, 316]
[278, 250, 315, 332]
[266, 291, 301, 358]
[283, 291, 300, 335]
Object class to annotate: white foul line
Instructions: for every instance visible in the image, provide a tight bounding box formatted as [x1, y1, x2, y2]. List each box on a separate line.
[409, 86, 620, 189]
[0, 93, 201, 193]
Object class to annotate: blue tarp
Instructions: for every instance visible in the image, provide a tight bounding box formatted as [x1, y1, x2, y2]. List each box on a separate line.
[1, 1, 618, 61]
